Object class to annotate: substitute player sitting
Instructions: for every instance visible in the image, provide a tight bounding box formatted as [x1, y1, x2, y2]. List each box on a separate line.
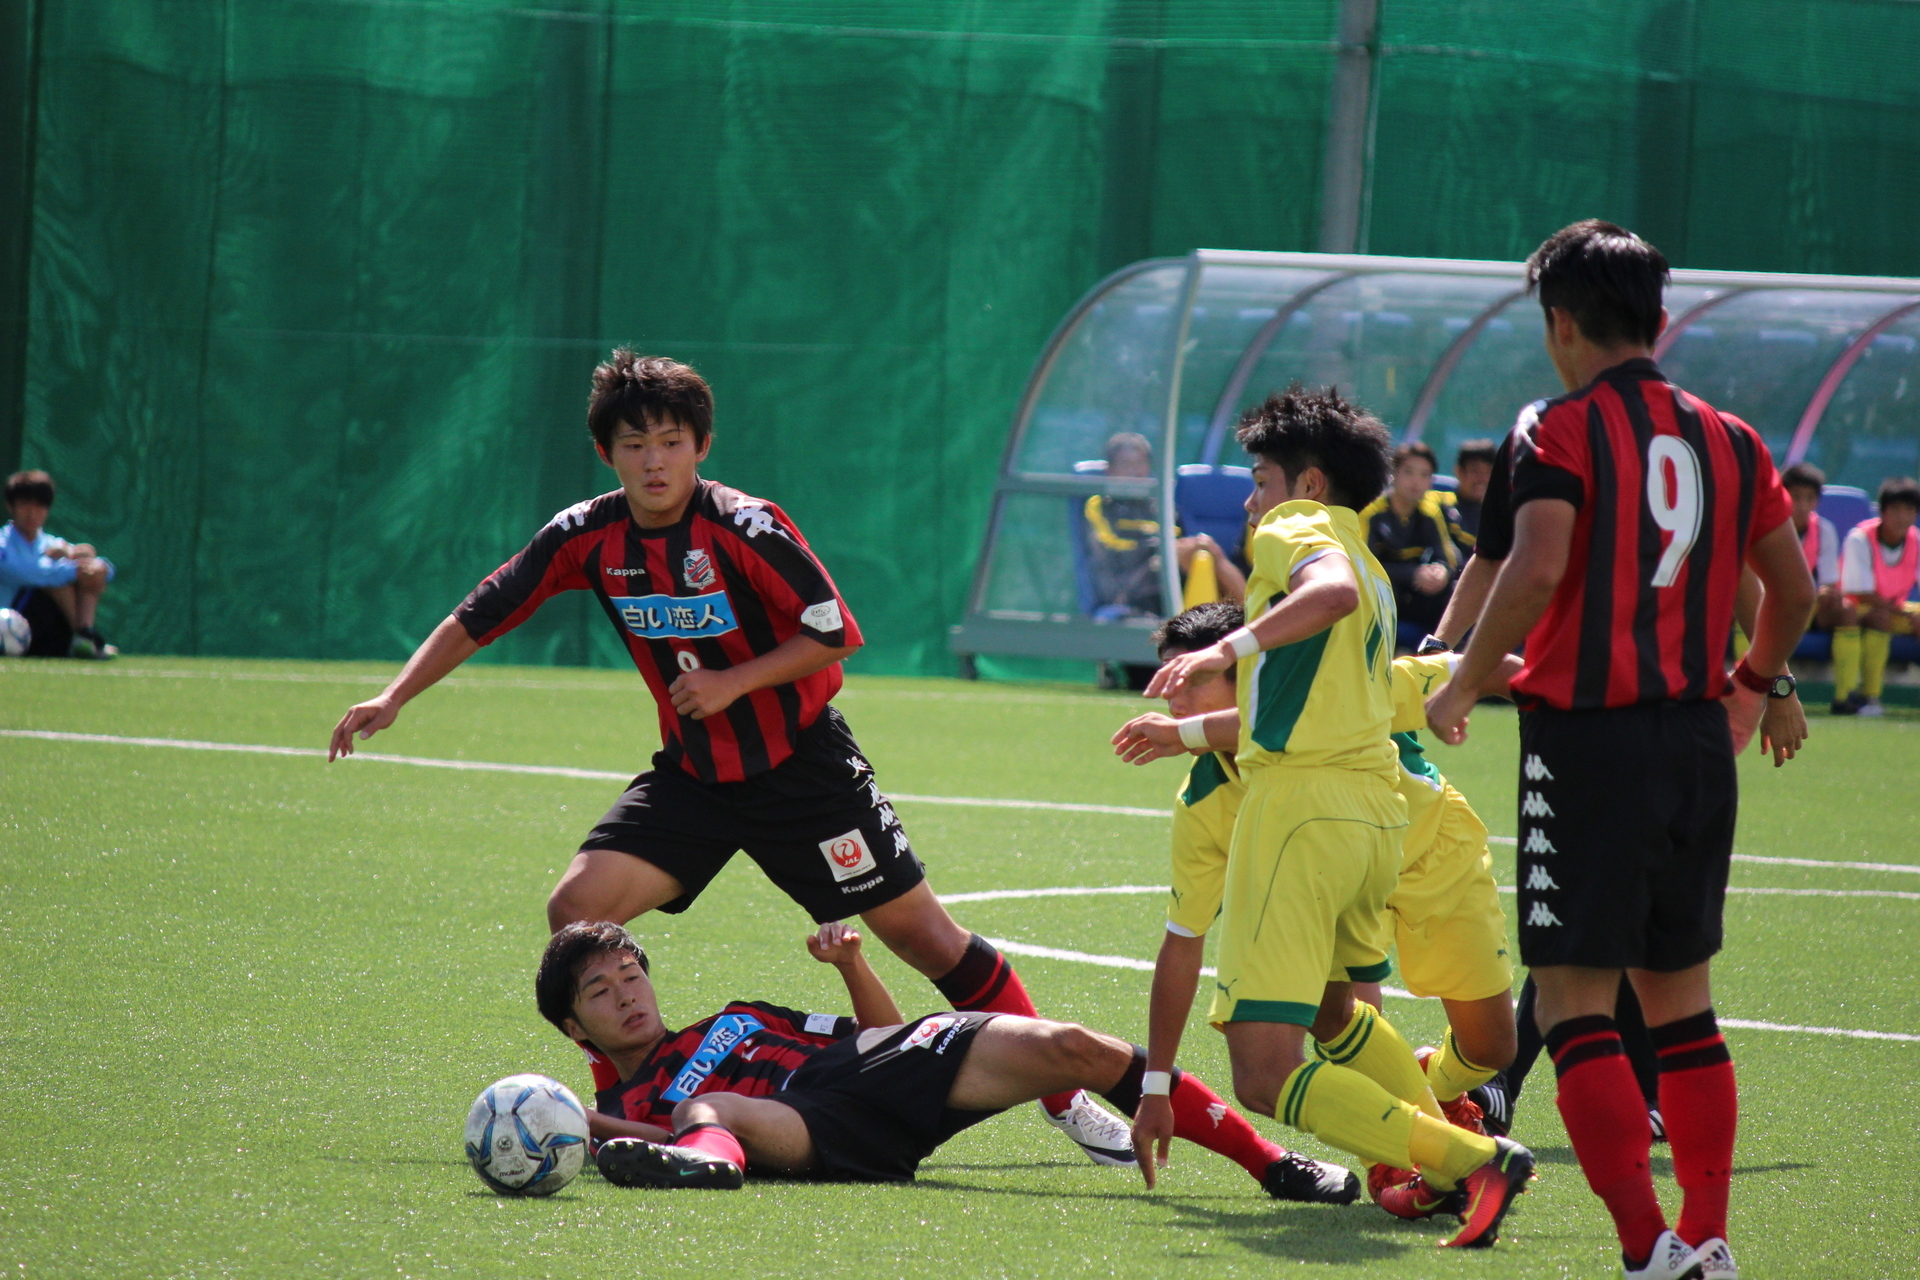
[1829, 476, 1920, 717]
[1115, 606, 1523, 1222]
[1143, 385, 1534, 1249]
[329, 351, 1131, 1163]
[542, 919, 1333, 1197]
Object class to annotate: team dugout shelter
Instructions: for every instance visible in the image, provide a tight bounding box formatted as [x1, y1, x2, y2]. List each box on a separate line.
[951, 250, 1920, 670]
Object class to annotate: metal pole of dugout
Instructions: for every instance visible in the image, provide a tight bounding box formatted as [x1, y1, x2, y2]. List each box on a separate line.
[949, 249, 1920, 674]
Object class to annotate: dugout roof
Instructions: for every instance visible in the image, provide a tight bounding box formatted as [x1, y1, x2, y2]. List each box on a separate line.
[953, 250, 1920, 667]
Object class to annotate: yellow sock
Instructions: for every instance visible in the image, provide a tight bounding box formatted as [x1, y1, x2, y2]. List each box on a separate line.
[1408, 1111, 1499, 1191]
[1832, 626, 1863, 700]
[1424, 1027, 1498, 1104]
[1182, 547, 1219, 609]
[1863, 627, 1891, 699]
[1316, 1001, 1443, 1119]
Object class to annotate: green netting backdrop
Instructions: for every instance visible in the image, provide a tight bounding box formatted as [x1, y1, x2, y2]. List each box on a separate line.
[4, 1, 1917, 673]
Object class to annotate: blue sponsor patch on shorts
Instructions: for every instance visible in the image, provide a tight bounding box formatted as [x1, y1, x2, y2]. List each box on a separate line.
[610, 592, 738, 640]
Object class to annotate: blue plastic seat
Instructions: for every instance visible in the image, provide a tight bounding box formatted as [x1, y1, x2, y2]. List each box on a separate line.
[1174, 464, 1253, 562]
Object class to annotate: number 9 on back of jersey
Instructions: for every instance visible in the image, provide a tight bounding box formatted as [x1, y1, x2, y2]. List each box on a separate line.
[464, 1074, 591, 1196]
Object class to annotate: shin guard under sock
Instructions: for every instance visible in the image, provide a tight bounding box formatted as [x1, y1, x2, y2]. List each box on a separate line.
[1425, 1027, 1498, 1104]
[672, 1122, 746, 1170]
[1548, 1015, 1666, 1261]
[934, 934, 1071, 1112]
[1651, 1009, 1736, 1247]
[1316, 1001, 1444, 1119]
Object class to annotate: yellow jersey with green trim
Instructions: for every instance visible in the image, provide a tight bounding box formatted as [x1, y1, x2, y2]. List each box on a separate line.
[1167, 750, 1242, 936]
[1387, 652, 1459, 868]
[1235, 500, 1399, 783]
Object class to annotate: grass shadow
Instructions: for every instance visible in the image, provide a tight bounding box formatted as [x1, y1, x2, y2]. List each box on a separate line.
[1525, 1146, 1815, 1178]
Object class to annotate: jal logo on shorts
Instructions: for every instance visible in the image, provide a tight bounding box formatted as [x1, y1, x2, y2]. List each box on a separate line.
[900, 1015, 962, 1054]
[819, 829, 878, 883]
[683, 549, 715, 590]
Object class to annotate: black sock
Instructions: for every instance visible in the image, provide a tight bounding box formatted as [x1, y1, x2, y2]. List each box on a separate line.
[1094, 1045, 1174, 1119]
[932, 933, 1014, 1010]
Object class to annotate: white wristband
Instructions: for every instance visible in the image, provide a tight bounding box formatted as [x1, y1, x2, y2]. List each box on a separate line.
[1177, 716, 1211, 752]
[1141, 1070, 1173, 1097]
[1224, 627, 1260, 660]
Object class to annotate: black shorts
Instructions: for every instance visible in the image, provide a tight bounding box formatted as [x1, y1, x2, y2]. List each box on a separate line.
[15, 589, 72, 657]
[579, 706, 927, 922]
[777, 1011, 1001, 1181]
[1516, 700, 1736, 971]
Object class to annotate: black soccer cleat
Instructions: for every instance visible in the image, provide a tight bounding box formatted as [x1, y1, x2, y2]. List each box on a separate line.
[1263, 1151, 1361, 1205]
[1469, 1074, 1512, 1137]
[595, 1137, 744, 1190]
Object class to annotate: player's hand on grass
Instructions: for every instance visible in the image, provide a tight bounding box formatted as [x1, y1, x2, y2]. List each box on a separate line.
[329, 696, 400, 761]
[1758, 692, 1808, 767]
[1129, 1095, 1175, 1188]
[1143, 643, 1233, 700]
[1425, 681, 1476, 746]
[807, 921, 864, 965]
[1111, 713, 1191, 765]
[668, 667, 743, 720]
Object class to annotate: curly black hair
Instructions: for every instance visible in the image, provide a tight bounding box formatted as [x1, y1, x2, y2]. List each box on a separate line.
[535, 920, 650, 1037]
[1234, 383, 1393, 510]
[1153, 600, 1245, 662]
[586, 349, 715, 453]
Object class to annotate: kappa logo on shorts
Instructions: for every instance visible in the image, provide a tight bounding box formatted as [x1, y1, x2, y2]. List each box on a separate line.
[682, 549, 715, 590]
[1521, 791, 1555, 819]
[1526, 902, 1564, 928]
[820, 828, 878, 883]
[900, 1015, 962, 1054]
[1524, 864, 1559, 891]
[1522, 829, 1556, 855]
[1523, 753, 1554, 782]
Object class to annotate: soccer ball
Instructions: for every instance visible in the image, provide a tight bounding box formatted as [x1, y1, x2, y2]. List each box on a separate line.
[463, 1074, 591, 1196]
[0, 608, 28, 657]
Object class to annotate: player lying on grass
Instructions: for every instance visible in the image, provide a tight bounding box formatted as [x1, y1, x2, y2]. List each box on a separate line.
[1138, 386, 1535, 1249]
[537, 919, 1355, 1198]
[1114, 602, 1524, 1222]
[329, 352, 1131, 1164]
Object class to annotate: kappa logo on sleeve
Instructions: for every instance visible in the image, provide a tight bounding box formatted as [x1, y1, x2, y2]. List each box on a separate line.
[610, 591, 738, 640]
[801, 599, 844, 633]
[819, 829, 877, 883]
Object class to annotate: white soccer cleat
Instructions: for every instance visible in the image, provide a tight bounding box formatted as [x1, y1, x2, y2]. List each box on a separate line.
[1691, 1238, 1737, 1280]
[1043, 1090, 1137, 1166]
[1622, 1229, 1709, 1279]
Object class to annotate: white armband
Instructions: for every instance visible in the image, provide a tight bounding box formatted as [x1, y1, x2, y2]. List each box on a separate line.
[1177, 716, 1212, 752]
[1224, 627, 1260, 660]
[1142, 1070, 1174, 1097]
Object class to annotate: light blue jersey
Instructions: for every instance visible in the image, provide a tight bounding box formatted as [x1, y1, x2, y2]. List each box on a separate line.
[0, 521, 113, 606]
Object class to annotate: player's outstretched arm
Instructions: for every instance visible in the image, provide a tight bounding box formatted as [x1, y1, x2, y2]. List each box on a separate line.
[669, 633, 856, 721]
[1431, 552, 1497, 648]
[807, 922, 903, 1029]
[1144, 554, 1358, 700]
[328, 615, 479, 760]
[1111, 709, 1238, 765]
[1132, 929, 1207, 1180]
[1741, 518, 1815, 766]
[584, 1111, 672, 1144]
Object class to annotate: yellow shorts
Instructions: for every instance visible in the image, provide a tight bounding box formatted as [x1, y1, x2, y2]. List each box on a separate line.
[1208, 767, 1406, 1028]
[1391, 783, 1514, 1003]
[1844, 597, 1920, 633]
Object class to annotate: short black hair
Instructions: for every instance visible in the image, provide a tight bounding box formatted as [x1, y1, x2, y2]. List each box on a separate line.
[4, 470, 54, 508]
[1154, 600, 1245, 662]
[1234, 384, 1393, 510]
[587, 350, 715, 455]
[1455, 439, 1497, 470]
[536, 921, 650, 1039]
[1393, 442, 1437, 472]
[1781, 462, 1826, 496]
[1878, 477, 1920, 513]
[1526, 220, 1669, 348]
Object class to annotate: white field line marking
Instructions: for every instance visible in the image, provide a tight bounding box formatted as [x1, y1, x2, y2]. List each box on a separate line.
[980, 937, 1920, 1043]
[944, 885, 1167, 904]
[6, 729, 1918, 878]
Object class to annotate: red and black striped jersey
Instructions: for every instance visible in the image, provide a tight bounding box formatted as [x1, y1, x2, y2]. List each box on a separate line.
[454, 480, 863, 782]
[593, 1000, 856, 1129]
[1476, 358, 1792, 710]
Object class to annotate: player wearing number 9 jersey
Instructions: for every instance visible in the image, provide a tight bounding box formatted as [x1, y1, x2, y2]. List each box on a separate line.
[1428, 221, 1814, 1280]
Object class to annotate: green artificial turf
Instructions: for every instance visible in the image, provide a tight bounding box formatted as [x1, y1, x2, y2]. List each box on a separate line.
[2, 656, 1917, 1278]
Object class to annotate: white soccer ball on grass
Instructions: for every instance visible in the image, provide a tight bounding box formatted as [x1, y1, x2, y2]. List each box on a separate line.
[0, 608, 29, 657]
[463, 1073, 591, 1196]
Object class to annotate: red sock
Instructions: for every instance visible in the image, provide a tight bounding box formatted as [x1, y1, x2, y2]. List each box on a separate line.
[1651, 1009, 1736, 1246]
[582, 1042, 621, 1093]
[673, 1122, 746, 1170]
[1547, 1015, 1667, 1262]
[1170, 1071, 1285, 1180]
[933, 934, 1072, 1112]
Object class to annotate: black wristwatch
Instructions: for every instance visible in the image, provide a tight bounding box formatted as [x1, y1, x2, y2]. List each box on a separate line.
[1733, 660, 1796, 700]
[1415, 634, 1452, 655]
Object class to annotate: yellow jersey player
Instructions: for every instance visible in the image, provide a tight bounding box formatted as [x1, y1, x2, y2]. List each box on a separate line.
[1118, 609, 1526, 1222]
[1139, 385, 1534, 1249]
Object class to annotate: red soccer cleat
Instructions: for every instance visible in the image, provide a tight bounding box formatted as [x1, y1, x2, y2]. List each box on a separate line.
[1377, 1172, 1466, 1221]
[1442, 1135, 1536, 1248]
[1414, 1045, 1489, 1135]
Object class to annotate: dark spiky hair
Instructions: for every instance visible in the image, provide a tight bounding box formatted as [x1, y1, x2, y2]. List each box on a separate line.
[1234, 383, 1393, 510]
[535, 920, 650, 1039]
[1154, 600, 1245, 663]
